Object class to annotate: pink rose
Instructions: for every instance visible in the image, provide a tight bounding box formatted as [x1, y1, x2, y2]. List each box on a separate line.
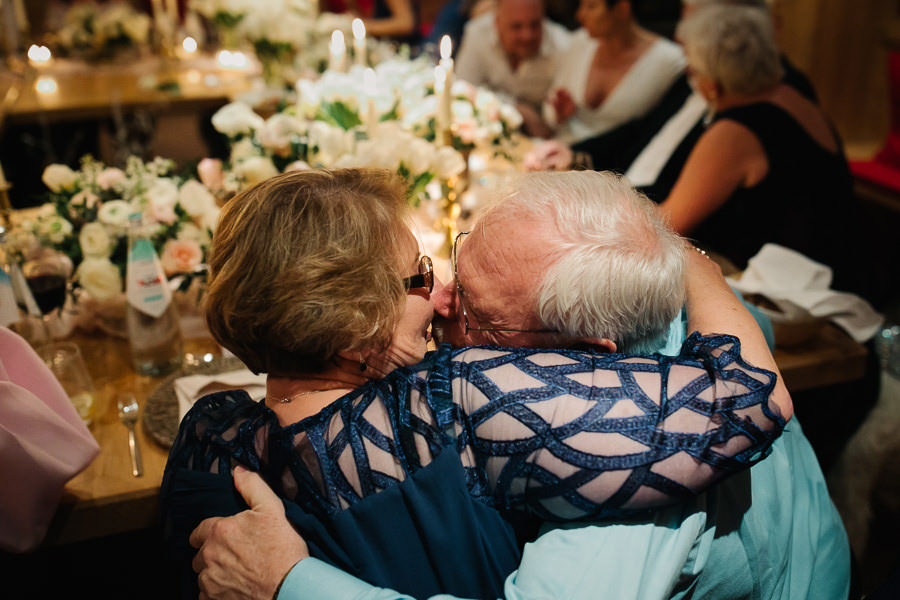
[95, 168, 126, 190]
[149, 200, 177, 225]
[197, 158, 225, 192]
[160, 239, 203, 275]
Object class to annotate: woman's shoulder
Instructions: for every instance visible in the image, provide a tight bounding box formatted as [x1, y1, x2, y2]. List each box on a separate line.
[180, 389, 271, 441]
[642, 36, 686, 72]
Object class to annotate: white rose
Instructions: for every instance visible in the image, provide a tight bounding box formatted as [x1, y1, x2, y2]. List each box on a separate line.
[95, 167, 127, 190]
[70, 190, 99, 209]
[178, 180, 217, 218]
[230, 138, 262, 162]
[146, 178, 180, 210]
[451, 100, 475, 121]
[404, 138, 435, 175]
[97, 200, 133, 227]
[258, 113, 306, 156]
[431, 147, 466, 179]
[211, 102, 265, 137]
[76, 257, 122, 301]
[38, 215, 74, 244]
[79, 222, 113, 258]
[284, 160, 311, 172]
[176, 222, 211, 246]
[201, 207, 221, 233]
[308, 121, 354, 165]
[42, 164, 79, 192]
[235, 157, 279, 187]
[499, 103, 523, 129]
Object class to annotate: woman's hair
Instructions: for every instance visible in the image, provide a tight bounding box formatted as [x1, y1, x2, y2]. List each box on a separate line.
[477, 171, 686, 353]
[677, 5, 784, 97]
[205, 168, 411, 376]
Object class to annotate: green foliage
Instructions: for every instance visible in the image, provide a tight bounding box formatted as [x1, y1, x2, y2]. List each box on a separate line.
[316, 101, 362, 131]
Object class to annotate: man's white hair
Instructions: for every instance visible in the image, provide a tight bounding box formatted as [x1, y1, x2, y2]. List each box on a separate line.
[677, 5, 783, 97]
[478, 171, 686, 352]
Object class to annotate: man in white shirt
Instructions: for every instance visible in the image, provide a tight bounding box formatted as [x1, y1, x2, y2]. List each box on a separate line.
[455, 0, 572, 136]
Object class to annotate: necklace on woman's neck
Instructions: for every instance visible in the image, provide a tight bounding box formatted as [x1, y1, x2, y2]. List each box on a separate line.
[266, 390, 321, 404]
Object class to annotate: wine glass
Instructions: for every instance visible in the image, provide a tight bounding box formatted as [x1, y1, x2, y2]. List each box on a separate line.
[20, 251, 71, 346]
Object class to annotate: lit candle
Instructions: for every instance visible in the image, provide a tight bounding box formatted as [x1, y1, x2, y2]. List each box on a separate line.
[434, 65, 451, 144]
[35, 76, 59, 95]
[440, 35, 454, 83]
[27, 44, 52, 68]
[329, 30, 346, 73]
[182, 36, 198, 54]
[364, 67, 377, 136]
[439, 35, 454, 143]
[352, 18, 366, 67]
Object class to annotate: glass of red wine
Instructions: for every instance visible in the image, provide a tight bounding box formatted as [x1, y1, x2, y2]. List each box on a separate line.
[21, 254, 70, 345]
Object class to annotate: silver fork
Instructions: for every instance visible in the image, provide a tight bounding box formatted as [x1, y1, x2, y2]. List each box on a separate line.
[117, 395, 143, 477]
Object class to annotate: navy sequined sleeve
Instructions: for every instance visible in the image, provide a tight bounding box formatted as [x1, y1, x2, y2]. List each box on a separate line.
[166, 333, 783, 522]
[444, 332, 783, 520]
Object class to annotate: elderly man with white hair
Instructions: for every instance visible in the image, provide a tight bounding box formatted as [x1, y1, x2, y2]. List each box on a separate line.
[188, 171, 849, 600]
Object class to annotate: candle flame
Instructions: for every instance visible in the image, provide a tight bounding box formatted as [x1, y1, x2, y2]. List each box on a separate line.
[27, 44, 52, 63]
[352, 18, 366, 41]
[217, 50, 249, 69]
[35, 76, 58, 94]
[440, 35, 452, 60]
[331, 30, 346, 52]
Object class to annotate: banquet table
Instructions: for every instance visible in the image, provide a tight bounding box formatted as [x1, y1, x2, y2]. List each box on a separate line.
[0, 54, 259, 125]
[37, 323, 869, 547]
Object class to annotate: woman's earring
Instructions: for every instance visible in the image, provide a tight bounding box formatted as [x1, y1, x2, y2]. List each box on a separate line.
[359, 354, 367, 371]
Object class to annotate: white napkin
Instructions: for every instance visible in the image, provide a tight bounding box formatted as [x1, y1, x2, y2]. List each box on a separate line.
[727, 244, 884, 343]
[175, 369, 267, 424]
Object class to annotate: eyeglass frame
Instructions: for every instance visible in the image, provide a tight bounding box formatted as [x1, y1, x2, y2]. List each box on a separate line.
[402, 255, 434, 293]
[451, 231, 557, 336]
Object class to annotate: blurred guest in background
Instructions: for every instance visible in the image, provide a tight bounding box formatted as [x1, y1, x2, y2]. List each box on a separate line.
[455, 0, 572, 137]
[658, 5, 853, 284]
[322, 0, 417, 39]
[569, 0, 818, 203]
[543, 0, 684, 144]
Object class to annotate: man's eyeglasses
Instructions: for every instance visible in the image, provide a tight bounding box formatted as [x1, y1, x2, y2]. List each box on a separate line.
[451, 231, 556, 336]
[402, 255, 434, 293]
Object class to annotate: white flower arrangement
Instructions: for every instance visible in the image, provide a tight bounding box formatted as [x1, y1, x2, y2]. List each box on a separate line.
[208, 97, 467, 206]
[51, 1, 151, 61]
[14, 156, 220, 301]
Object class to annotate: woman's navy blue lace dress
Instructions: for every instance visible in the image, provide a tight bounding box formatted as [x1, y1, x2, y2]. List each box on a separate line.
[161, 334, 785, 599]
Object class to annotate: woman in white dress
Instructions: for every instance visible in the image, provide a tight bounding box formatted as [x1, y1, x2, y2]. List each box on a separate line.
[545, 0, 685, 144]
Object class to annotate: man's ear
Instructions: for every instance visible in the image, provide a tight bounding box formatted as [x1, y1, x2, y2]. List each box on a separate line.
[570, 337, 617, 353]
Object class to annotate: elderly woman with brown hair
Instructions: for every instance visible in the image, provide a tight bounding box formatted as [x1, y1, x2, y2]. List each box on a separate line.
[659, 5, 852, 279]
[161, 168, 788, 600]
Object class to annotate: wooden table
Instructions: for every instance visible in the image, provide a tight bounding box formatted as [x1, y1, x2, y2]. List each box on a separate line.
[39, 324, 868, 546]
[42, 334, 221, 546]
[1, 55, 259, 125]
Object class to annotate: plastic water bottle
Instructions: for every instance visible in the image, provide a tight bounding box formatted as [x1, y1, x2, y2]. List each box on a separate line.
[125, 214, 183, 376]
